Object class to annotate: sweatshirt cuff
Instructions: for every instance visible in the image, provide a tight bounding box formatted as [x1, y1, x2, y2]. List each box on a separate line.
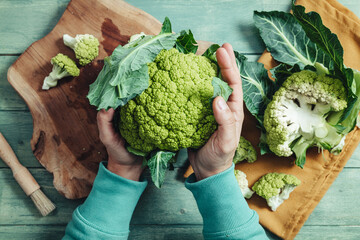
[78, 161, 147, 234]
[185, 163, 255, 235]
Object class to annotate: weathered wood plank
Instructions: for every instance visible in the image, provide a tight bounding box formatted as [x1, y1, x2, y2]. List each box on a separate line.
[130, 225, 282, 240]
[0, 168, 82, 225]
[304, 167, 360, 226]
[1, 168, 360, 227]
[0, 225, 67, 240]
[0, 111, 41, 168]
[1, 0, 358, 54]
[0, 0, 69, 54]
[0, 224, 281, 240]
[1, 224, 360, 240]
[0, 56, 28, 111]
[296, 226, 360, 239]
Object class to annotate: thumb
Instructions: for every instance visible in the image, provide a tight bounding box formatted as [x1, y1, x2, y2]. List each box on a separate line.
[97, 108, 123, 146]
[212, 96, 237, 153]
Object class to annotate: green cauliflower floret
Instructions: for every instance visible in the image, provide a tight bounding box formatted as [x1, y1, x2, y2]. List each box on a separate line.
[233, 136, 257, 163]
[252, 172, 301, 211]
[63, 34, 99, 66]
[42, 53, 80, 90]
[263, 70, 348, 167]
[119, 48, 218, 153]
[234, 169, 254, 199]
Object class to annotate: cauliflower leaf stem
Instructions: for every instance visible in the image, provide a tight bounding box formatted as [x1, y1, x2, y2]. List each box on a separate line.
[147, 151, 176, 188]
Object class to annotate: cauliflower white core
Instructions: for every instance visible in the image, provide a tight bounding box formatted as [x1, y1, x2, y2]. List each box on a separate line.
[267, 185, 297, 211]
[234, 170, 254, 199]
[274, 94, 331, 155]
[42, 65, 70, 90]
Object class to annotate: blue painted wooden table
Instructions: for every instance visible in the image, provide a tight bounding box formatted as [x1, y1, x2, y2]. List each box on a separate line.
[0, 0, 359, 239]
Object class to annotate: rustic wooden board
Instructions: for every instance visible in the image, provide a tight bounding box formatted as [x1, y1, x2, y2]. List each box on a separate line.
[2, 225, 360, 240]
[6, 0, 174, 199]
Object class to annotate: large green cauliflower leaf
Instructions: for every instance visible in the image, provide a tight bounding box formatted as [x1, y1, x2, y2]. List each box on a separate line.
[87, 18, 179, 110]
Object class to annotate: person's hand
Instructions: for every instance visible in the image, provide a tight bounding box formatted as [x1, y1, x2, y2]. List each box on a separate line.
[188, 43, 244, 181]
[97, 108, 144, 181]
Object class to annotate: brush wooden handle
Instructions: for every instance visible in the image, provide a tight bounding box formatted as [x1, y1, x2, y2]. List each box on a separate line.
[0, 132, 40, 196]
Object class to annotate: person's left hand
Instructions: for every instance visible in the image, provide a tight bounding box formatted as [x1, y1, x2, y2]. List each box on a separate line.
[97, 108, 144, 181]
[188, 43, 244, 181]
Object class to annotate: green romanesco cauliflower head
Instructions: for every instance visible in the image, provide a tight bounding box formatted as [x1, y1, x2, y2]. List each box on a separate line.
[119, 48, 218, 153]
[252, 172, 301, 211]
[233, 136, 257, 163]
[63, 34, 99, 66]
[263, 70, 348, 165]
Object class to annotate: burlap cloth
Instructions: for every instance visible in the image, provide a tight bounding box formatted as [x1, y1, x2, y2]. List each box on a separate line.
[184, 0, 360, 238]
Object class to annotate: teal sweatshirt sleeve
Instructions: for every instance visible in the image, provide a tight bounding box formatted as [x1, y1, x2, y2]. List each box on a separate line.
[185, 164, 268, 240]
[63, 162, 147, 240]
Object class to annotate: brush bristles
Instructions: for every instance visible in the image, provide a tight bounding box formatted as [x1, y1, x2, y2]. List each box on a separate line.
[30, 189, 56, 216]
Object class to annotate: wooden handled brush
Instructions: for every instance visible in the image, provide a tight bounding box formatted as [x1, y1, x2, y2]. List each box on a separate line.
[0, 132, 56, 216]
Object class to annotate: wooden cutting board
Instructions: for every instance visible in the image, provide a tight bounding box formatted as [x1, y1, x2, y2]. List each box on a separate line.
[5, 0, 188, 199]
[7, 0, 212, 199]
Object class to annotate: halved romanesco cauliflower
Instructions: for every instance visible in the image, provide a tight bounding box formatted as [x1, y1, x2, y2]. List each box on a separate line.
[264, 70, 348, 166]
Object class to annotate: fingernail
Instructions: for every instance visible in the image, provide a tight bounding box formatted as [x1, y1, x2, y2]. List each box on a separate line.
[217, 97, 228, 111]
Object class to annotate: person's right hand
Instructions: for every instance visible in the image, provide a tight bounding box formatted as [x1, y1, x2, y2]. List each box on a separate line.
[97, 108, 144, 181]
[188, 43, 244, 181]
